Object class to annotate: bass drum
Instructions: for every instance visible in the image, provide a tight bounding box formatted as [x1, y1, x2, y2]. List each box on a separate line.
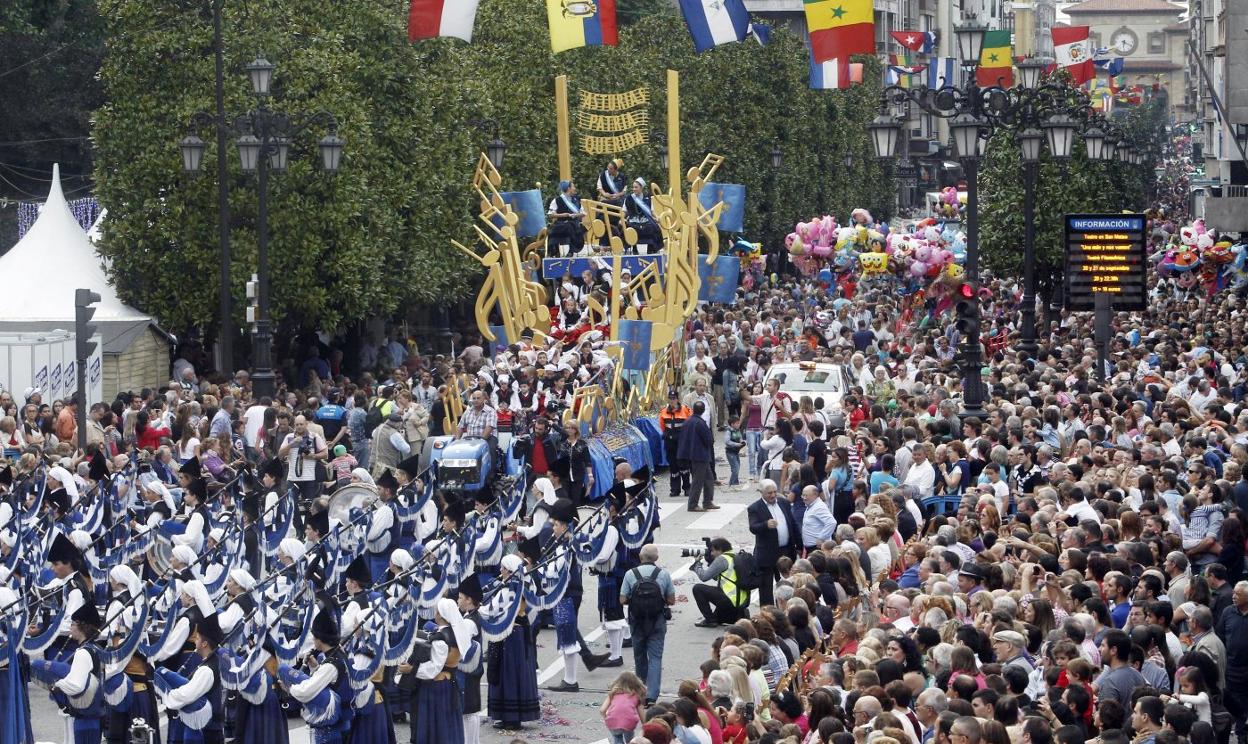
[326, 483, 380, 527]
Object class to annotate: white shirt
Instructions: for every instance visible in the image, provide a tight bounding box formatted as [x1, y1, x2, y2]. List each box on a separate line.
[767, 500, 791, 547]
[1064, 499, 1101, 524]
[902, 459, 936, 498]
[243, 405, 268, 448]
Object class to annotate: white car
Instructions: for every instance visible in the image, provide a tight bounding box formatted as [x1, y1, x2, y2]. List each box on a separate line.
[762, 362, 846, 410]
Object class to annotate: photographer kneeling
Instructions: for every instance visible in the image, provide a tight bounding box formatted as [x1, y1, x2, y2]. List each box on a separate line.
[690, 537, 751, 627]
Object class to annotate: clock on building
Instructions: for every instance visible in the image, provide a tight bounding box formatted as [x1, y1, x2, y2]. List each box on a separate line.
[1111, 28, 1138, 55]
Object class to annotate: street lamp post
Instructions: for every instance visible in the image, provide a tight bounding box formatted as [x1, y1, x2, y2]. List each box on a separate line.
[469, 118, 507, 170]
[868, 23, 1104, 418]
[181, 55, 344, 399]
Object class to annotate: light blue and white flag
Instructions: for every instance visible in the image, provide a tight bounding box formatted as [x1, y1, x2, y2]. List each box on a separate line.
[679, 0, 751, 53]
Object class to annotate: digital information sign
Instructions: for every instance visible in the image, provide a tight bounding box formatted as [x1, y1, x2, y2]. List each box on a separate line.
[1063, 213, 1147, 312]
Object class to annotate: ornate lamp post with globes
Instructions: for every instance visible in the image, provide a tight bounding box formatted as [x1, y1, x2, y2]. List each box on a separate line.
[180, 56, 345, 399]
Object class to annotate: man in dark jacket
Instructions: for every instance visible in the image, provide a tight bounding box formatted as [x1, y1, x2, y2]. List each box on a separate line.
[677, 401, 716, 512]
[746, 478, 798, 608]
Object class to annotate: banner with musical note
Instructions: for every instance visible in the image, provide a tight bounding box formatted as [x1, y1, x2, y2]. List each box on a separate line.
[541, 255, 665, 280]
[697, 183, 747, 233]
[578, 86, 650, 156]
[495, 190, 546, 237]
[618, 319, 653, 370]
[697, 256, 741, 303]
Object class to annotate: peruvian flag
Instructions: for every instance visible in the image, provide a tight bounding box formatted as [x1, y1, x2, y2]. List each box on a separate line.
[1052, 26, 1094, 85]
[409, 0, 480, 42]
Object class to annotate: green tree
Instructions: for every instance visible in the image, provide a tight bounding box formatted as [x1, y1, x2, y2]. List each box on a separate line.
[92, 0, 894, 347]
[0, 0, 104, 247]
[978, 88, 1163, 308]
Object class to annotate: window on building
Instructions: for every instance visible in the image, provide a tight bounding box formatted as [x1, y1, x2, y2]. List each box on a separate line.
[1148, 32, 1165, 53]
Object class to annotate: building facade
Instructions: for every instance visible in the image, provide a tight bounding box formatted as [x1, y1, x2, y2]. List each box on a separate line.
[1185, 0, 1247, 229]
[1058, 0, 1187, 118]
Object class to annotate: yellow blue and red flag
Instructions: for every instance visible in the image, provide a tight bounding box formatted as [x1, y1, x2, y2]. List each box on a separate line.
[547, 0, 619, 54]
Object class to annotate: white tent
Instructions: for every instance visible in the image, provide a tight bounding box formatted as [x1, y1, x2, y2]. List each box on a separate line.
[0, 165, 169, 399]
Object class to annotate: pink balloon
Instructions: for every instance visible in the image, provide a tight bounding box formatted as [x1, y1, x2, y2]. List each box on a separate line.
[909, 261, 927, 277]
[812, 244, 832, 258]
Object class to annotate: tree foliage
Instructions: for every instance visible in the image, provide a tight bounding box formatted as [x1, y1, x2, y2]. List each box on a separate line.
[92, 0, 893, 341]
[0, 0, 104, 246]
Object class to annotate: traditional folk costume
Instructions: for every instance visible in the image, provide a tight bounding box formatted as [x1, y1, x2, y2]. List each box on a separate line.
[486, 552, 540, 730]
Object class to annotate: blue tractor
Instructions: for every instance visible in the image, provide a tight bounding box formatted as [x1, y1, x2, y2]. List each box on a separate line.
[425, 435, 525, 498]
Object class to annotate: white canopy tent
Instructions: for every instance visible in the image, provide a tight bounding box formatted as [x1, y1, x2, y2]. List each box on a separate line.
[0, 165, 169, 400]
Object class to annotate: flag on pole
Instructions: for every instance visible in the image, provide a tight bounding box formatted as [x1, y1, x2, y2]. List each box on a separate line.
[1093, 55, 1125, 77]
[618, 320, 653, 370]
[1052, 25, 1094, 85]
[804, 0, 874, 64]
[678, 0, 752, 53]
[926, 57, 956, 89]
[697, 257, 742, 303]
[809, 47, 848, 89]
[698, 183, 747, 233]
[546, 0, 619, 53]
[408, 0, 480, 42]
[976, 29, 1013, 87]
[890, 30, 936, 54]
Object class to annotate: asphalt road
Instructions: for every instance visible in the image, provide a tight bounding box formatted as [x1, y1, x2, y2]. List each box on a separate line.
[29, 443, 756, 744]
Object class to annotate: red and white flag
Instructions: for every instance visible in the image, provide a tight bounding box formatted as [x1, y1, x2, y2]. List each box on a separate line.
[1051, 25, 1094, 85]
[409, 0, 480, 42]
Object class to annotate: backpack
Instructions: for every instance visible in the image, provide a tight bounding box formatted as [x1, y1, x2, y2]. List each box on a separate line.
[731, 550, 762, 592]
[364, 399, 388, 438]
[628, 566, 666, 626]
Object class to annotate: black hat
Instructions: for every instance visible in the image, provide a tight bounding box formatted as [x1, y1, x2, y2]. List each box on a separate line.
[518, 535, 542, 562]
[311, 609, 340, 646]
[46, 488, 70, 515]
[48, 532, 82, 564]
[344, 556, 372, 586]
[196, 614, 223, 648]
[307, 509, 330, 537]
[667, 387, 679, 399]
[472, 488, 494, 506]
[396, 456, 422, 479]
[260, 458, 285, 481]
[187, 477, 208, 502]
[631, 465, 651, 485]
[180, 457, 202, 479]
[443, 498, 466, 528]
[70, 602, 102, 631]
[376, 471, 399, 491]
[548, 458, 570, 482]
[88, 451, 109, 483]
[548, 498, 577, 525]
[457, 573, 483, 605]
[959, 563, 985, 581]
[0, 465, 11, 487]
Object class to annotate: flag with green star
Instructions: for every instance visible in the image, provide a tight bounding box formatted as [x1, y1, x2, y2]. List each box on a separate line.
[803, 0, 873, 64]
[976, 29, 1014, 87]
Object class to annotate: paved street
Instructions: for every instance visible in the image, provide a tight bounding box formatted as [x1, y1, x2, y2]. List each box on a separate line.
[29, 447, 756, 744]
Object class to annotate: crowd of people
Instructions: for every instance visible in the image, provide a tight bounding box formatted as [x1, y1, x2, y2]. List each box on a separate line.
[6, 150, 1248, 744]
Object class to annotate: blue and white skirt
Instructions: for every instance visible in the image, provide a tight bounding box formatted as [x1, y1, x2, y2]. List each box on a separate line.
[412, 678, 464, 744]
[553, 597, 579, 652]
[487, 621, 540, 726]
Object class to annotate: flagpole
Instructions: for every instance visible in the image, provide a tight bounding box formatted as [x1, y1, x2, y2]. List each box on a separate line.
[666, 69, 681, 198]
[555, 75, 572, 183]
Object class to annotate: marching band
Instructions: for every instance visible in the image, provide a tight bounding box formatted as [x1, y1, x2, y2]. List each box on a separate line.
[0, 439, 660, 744]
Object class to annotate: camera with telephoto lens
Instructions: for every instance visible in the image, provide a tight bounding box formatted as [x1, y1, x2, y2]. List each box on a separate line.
[298, 435, 314, 455]
[681, 536, 713, 559]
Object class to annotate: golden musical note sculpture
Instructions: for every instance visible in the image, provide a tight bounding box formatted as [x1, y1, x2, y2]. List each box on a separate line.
[638, 153, 726, 352]
[451, 154, 550, 348]
[442, 373, 467, 435]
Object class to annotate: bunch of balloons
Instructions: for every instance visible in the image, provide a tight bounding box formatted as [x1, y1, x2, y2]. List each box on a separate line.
[934, 187, 965, 220]
[1153, 218, 1247, 294]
